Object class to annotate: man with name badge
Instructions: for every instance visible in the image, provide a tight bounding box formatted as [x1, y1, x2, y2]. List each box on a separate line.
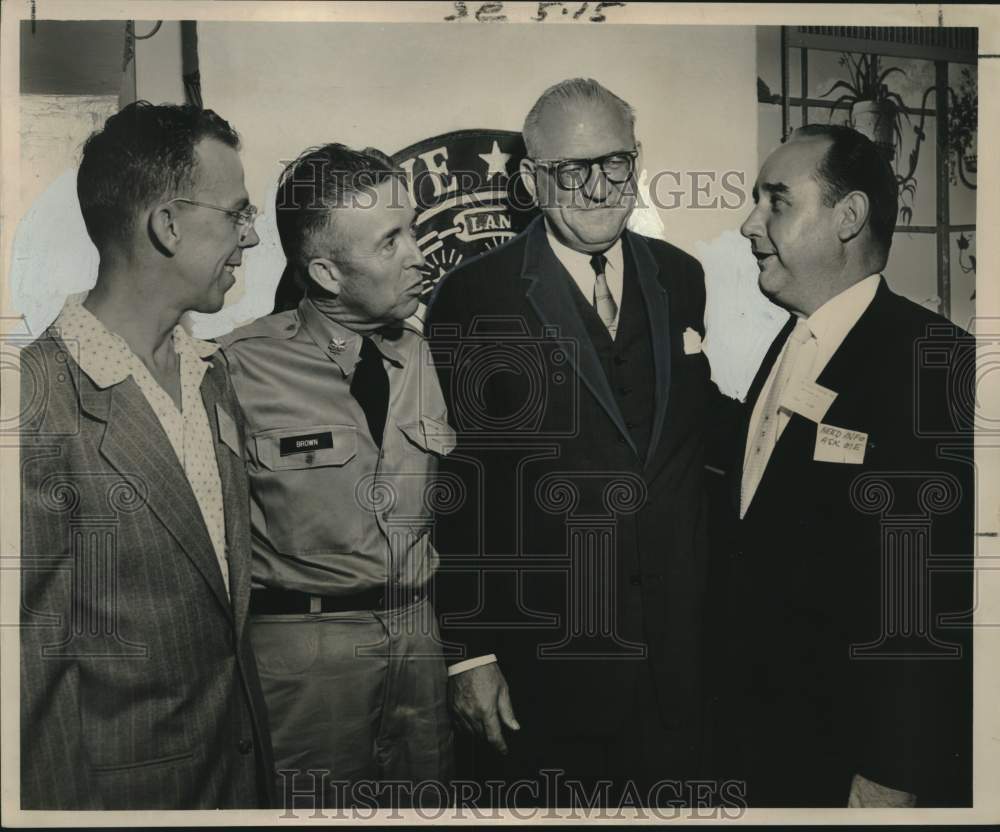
[707, 124, 973, 808]
[217, 144, 453, 809]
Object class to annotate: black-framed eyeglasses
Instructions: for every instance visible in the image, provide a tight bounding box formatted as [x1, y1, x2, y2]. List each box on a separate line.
[166, 198, 259, 239]
[530, 150, 638, 191]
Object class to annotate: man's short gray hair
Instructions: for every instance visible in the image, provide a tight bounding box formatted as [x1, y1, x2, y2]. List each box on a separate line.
[522, 78, 636, 157]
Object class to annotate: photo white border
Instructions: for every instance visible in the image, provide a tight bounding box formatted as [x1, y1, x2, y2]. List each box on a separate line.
[2, 1, 998, 826]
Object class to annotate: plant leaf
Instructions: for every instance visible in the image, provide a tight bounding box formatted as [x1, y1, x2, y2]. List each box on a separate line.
[883, 91, 907, 112]
[829, 93, 858, 113]
[820, 79, 861, 100]
[878, 66, 906, 86]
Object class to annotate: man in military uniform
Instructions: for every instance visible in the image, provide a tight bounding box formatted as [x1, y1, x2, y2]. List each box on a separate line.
[217, 144, 454, 809]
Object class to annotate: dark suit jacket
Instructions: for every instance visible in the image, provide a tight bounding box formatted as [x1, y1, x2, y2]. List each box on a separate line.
[425, 217, 713, 775]
[19, 329, 276, 810]
[706, 279, 974, 807]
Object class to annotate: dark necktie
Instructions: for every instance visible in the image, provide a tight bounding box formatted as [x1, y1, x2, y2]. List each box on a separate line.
[350, 336, 390, 447]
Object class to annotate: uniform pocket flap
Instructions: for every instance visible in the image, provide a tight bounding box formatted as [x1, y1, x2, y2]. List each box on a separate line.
[254, 425, 358, 471]
[398, 415, 457, 457]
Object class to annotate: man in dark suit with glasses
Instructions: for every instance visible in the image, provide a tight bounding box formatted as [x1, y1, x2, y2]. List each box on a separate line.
[426, 77, 714, 805]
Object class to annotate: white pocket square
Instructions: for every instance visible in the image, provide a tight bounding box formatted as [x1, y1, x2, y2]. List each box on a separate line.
[683, 327, 703, 355]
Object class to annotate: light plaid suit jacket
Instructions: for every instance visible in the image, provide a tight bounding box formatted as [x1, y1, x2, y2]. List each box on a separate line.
[19, 329, 276, 809]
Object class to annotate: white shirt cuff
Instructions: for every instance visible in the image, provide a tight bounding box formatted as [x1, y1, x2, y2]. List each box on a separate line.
[447, 654, 498, 676]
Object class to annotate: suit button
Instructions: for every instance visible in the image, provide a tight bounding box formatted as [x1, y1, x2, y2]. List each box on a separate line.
[629, 573, 642, 586]
[613, 355, 627, 366]
[237, 739, 253, 755]
[619, 386, 632, 396]
[616, 436, 626, 445]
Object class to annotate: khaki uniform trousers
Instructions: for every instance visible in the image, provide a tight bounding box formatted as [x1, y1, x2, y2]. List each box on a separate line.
[250, 597, 453, 810]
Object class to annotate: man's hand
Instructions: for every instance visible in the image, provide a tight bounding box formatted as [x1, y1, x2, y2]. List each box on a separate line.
[448, 663, 520, 754]
[847, 773, 917, 807]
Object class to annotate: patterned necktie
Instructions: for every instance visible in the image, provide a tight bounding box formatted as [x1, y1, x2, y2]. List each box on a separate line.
[350, 336, 390, 447]
[589, 253, 618, 337]
[740, 318, 815, 518]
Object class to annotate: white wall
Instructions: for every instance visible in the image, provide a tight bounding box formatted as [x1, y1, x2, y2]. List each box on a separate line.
[12, 21, 764, 397]
[191, 21, 768, 396]
[134, 20, 185, 106]
[13, 94, 118, 336]
[197, 21, 757, 262]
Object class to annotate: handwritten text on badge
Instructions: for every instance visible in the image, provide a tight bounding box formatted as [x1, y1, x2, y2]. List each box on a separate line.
[814, 423, 868, 464]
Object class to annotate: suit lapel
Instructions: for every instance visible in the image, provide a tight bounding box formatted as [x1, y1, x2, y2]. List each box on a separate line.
[521, 219, 637, 456]
[626, 231, 671, 468]
[200, 361, 251, 638]
[813, 278, 891, 431]
[73, 359, 234, 620]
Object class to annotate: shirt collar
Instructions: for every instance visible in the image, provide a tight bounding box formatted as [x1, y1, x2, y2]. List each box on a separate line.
[298, 296, 406, 377]
[805, 274, 881, 346]
[54, 293, 218, 390]
[543, 221, 624, 279]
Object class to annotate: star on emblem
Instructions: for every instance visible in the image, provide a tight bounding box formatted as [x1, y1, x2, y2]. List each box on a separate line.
[327, 338, 348, 355]
[478, 140, 512, 178]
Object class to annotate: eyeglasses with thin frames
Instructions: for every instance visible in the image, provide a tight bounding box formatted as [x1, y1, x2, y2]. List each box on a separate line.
[166, 198, 259, 240]
[529, 150, 638, 191]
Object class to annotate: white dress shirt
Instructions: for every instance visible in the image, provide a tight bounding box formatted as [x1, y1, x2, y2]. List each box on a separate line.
[545, 223, 624, 328]
[742, 274, 881, 511]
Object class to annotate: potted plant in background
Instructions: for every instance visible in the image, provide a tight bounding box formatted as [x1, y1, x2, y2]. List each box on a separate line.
[946, 66, 977, 184]
[821, 52, 908, 162]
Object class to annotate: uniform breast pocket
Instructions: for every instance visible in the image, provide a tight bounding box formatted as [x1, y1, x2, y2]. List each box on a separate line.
[252, 424, 361, 555]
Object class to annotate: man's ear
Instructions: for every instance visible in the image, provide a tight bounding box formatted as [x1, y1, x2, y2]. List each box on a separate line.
[307, 257, 343, 297]
[837, 190, 870, 243]
[149, 204, 182, 254]
[520, 158, 538, 204]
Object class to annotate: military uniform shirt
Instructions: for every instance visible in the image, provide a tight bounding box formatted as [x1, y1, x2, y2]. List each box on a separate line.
[217, 297, 455, 596]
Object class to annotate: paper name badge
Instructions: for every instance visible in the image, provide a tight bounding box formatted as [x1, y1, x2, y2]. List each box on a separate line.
[814, 423, 868, 464]
[781, 380, 837, 423]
